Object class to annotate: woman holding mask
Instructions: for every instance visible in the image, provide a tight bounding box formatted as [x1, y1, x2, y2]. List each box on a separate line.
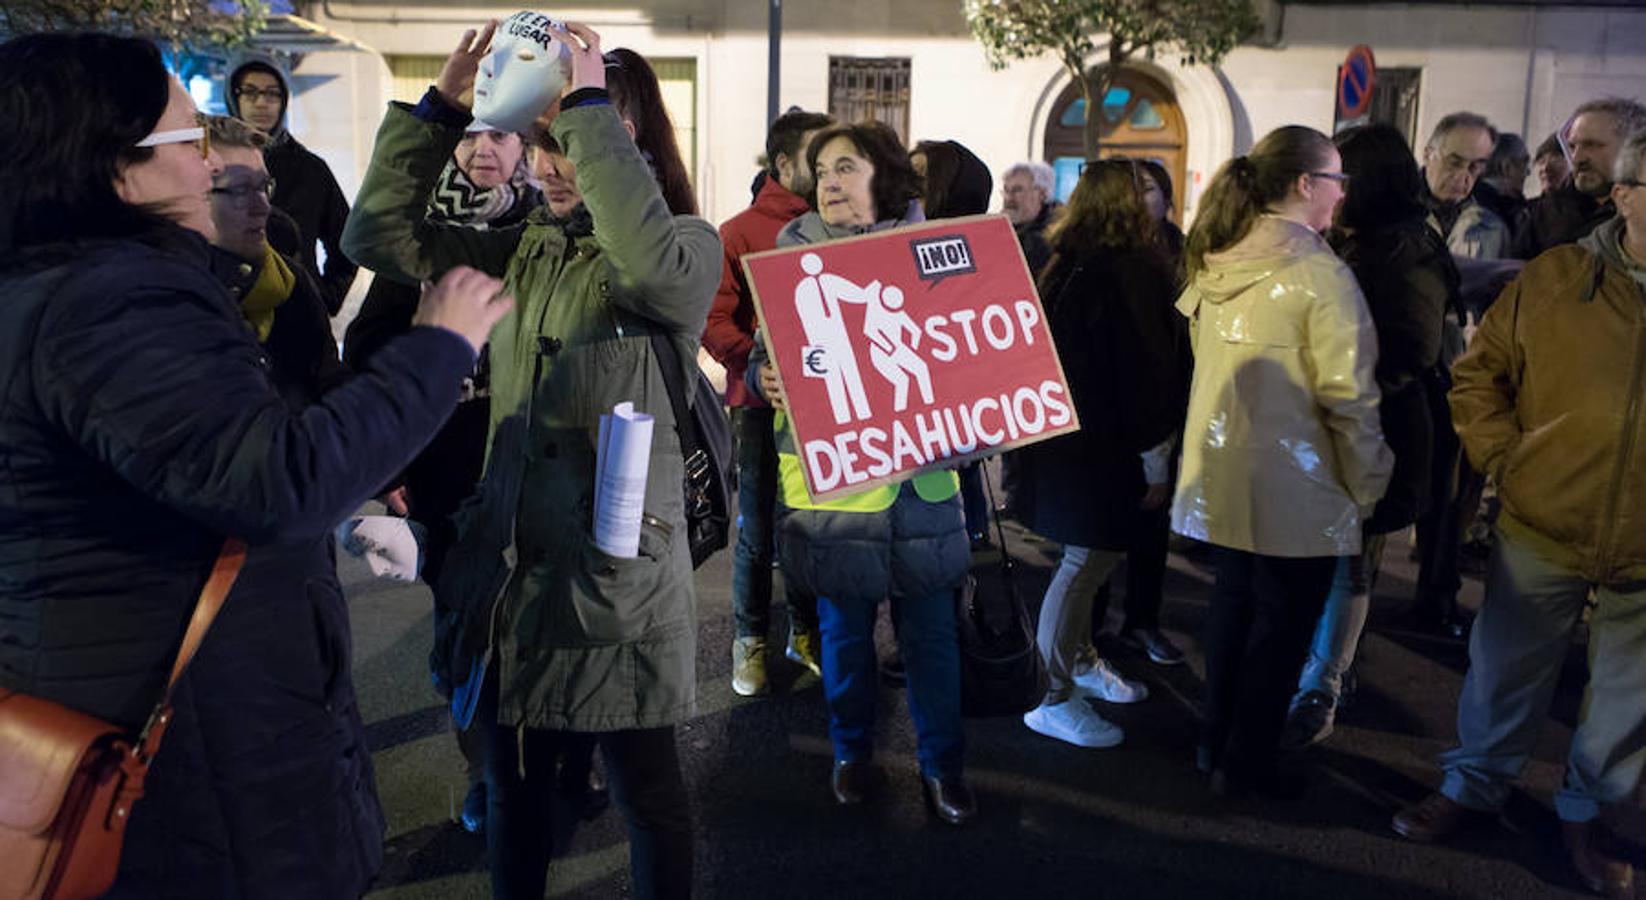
[1173, 125, 1392, 797]
[0, 32, 509, 895]
[342, 21, 717, 900]
[746, 122, 975, 826]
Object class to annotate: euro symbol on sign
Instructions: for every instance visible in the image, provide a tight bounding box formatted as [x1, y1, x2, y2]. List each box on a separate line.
[804, 347, 829, 375]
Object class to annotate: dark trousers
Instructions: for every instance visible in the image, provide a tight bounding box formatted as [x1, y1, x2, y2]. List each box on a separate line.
[1415, 427, 1485, 622]
[732, 406, 818, 638]
[958, 462, 990, 539]
[480, 680, 692, 900]
[1092, 505, 1171, 637]
[1201, 548, 1336, 772]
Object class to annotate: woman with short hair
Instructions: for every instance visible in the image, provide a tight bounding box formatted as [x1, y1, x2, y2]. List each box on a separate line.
[747, 121, 976, 825]
[0, 31, 508, 894]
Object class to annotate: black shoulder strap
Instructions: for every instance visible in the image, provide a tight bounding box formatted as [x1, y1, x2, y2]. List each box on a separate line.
[649, 331, 702, 463]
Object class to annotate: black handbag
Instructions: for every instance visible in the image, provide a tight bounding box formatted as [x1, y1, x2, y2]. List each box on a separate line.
[954, 461, 1048, 718]
[649, 331, 733, 569]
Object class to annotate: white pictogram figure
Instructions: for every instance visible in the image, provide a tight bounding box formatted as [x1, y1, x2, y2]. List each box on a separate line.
[794, 252, 873, 424]
[862, 285, 933, 412]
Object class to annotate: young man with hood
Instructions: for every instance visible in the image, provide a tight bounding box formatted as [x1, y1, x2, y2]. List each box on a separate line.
[1392, 129, 1646, 900]
[704, 108, 834, 697]
[227, 57, 358, 315]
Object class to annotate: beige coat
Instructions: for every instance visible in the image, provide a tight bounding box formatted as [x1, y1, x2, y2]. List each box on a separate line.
[1171, 216, 1393, 557]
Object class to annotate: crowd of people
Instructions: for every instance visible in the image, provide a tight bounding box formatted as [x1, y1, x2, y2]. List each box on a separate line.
[1, 19, 1643, 900]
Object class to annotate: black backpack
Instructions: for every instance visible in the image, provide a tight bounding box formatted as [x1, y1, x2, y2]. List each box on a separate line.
[650, 331, 733, 568]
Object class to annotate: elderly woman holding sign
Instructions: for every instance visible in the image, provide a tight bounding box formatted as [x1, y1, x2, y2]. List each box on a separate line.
[747, 121, 976, 825]
[342, 17, 716, 899]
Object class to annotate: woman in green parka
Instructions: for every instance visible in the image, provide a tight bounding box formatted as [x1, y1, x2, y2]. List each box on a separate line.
[341, 21, 718, 900]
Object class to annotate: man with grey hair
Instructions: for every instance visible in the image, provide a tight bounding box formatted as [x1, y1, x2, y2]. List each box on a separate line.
[1422, 111, 1511, 259]
[1515, 96, 1646, 259]
[1392, 128, 1646, 900]
[1001, 160, 1057, 276]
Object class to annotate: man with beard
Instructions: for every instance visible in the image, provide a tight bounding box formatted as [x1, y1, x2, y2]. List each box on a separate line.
[1514, 98, 1646, 259]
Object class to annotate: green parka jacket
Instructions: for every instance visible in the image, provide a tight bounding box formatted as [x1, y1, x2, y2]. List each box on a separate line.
[343, 100, 720, 731]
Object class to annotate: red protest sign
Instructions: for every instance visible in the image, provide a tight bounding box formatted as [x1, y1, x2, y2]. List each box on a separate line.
[743, 214, 1080, 503]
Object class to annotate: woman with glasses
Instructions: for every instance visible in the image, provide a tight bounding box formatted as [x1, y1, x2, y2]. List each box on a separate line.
[0, 32, 511, 895]
[343, 22, 715, 899]
[1173, 125, 1393, 798]
[204, 114, 345, 409]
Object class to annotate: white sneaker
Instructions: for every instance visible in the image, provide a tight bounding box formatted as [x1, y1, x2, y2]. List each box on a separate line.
[1023, 699, 1124, 748]
[1072, 657, 1148, 704]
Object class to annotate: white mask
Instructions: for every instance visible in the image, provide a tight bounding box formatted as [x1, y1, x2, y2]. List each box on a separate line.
[473, 11, 572, 134]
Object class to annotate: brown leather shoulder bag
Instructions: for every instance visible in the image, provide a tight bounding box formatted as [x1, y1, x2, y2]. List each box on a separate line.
[0, 539, 246, 900]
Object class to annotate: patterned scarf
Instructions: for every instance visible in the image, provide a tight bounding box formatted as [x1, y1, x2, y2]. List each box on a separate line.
[427, 160, 528, 227]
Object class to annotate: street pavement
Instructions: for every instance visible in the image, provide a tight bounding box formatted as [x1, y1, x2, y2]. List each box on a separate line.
[345, 482, 1620, 899]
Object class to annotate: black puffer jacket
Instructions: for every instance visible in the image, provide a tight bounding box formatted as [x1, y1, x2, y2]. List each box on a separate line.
[1014, 247, 1187, 549]
[1331, 220, 1459, 532]
[0, 228, 475, 896]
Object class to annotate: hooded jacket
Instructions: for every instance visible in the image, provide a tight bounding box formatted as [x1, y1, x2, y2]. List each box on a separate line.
[1450, 216, 1646, 582]
[226, 58, 358, 316]
[1171, 216, 1393, 557]
[343, 97, 719, 733]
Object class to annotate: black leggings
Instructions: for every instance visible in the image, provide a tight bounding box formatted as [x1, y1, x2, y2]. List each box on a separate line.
[480, 682, 692, 899]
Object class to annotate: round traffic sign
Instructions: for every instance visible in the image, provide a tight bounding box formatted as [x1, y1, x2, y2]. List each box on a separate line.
[1338, 44, 1377, 120]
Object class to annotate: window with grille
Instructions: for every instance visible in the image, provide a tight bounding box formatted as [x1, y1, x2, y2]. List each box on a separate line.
[828, 57, 911, 143]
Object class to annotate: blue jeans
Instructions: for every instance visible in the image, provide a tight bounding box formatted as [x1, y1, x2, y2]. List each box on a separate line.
[732, 407, 817, 638]
[1297, 533, 1386, 700]
[818, 587, 965, 779]
[1439, 527, 1646, 823]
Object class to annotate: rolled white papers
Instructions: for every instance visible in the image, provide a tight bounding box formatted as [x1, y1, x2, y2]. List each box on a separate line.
[594, 401, 654, 558]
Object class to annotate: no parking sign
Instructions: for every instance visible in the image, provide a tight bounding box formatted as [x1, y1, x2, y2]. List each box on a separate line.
[1338, 44, 1377, 120]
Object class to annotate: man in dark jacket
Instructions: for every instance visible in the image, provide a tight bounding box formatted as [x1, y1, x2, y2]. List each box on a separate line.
[226, 56, 358, 316]
[704, 108, 833, 697]
[1514, 97, 1646, 259]
[1001, 160, 1058, 277]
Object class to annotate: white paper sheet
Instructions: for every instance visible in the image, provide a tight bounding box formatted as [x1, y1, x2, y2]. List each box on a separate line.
[594, 401, 654, 558]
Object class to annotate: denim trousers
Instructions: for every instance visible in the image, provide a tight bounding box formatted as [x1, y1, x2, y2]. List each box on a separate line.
[818, 587, 966, 779]
[479, 677, 693, 899]
[1201, 548, 1336, 772]
[1297, 533, 1387, 700]
[731, 407, 818, 638]
[1439, 527, 1646, 823]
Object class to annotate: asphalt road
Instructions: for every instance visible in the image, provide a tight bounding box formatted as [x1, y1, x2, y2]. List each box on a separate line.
[344, 483, 1620, 899]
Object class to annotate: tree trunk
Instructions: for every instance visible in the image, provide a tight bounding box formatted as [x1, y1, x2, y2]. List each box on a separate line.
[1082, 41, 1130, 158]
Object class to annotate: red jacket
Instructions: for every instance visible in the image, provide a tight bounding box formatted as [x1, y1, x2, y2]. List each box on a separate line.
[703, 176, 810, 406]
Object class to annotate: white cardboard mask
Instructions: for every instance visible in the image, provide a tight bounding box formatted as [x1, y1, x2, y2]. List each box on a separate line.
[473, 12, 572, 134]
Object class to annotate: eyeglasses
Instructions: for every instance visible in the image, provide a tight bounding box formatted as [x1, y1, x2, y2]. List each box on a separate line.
[1617, 179, 1646, 189]
[235, 86, 284, 103]
[136, 124, 211, 160]
[210, 176, 276, 205]
[1309, 171, 1351, 185]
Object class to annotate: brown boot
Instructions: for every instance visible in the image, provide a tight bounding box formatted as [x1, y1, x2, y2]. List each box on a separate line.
[1391, 792, 1486, 844]
[1562, 820, 1637, 898]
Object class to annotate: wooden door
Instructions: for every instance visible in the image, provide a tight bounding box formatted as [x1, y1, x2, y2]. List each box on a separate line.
[1042, 68, 1188, 222]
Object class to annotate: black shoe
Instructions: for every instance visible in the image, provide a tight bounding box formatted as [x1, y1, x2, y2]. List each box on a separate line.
[922, 774, 977, 826]
[460, 780, 486, 834]
[1121, 628, 1186, 666]
[831, 760, 874, 806]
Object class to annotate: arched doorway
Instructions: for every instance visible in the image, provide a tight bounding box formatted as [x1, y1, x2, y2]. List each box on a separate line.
[1042, 68, 1188, 222]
